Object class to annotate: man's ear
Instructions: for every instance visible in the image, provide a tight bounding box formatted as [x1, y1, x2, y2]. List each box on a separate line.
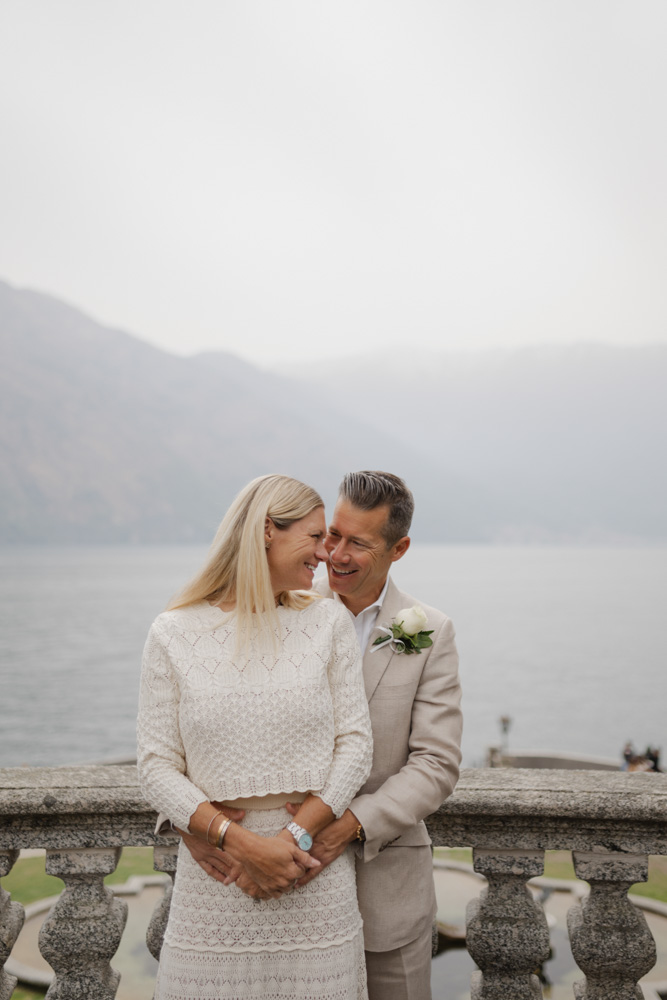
[390, 536, 410, 563]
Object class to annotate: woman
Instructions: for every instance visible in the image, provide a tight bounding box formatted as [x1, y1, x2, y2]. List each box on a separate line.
[137, 475, 373, 999]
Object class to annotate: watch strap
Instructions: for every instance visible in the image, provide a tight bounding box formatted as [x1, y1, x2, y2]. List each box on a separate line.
[285, 821, 311, 845]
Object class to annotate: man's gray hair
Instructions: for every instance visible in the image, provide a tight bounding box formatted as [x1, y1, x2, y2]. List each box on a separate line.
[338, 471, 414, 547]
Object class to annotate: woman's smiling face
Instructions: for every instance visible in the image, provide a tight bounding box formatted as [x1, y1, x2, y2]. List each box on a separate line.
[266, 507, 328, 594]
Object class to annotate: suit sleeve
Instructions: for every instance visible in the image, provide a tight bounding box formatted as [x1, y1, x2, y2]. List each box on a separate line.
[349, 614, 462, 861]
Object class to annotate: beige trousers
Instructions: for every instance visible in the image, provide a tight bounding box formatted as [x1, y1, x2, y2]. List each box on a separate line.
[365, 922, 433, 1000]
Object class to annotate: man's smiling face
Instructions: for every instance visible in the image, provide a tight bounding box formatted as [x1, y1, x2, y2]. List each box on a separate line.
[324, 498, 410, 616]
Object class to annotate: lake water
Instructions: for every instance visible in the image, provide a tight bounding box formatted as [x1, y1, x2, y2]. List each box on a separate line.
[0, 545, 664, 768]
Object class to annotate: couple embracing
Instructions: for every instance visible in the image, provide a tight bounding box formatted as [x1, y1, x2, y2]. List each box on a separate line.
[137, 470, 462, 1000]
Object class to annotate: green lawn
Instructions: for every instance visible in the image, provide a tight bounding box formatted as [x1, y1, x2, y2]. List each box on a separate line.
[2, 847, 157, 908]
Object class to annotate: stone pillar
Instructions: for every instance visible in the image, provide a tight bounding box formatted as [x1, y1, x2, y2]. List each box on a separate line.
[146, 845, 178, 961]
[0, 850, 25, 1000]
[38, 847, 128, 1000]
[466, 848, 550, 1000]
[567, 851, 657, 1000]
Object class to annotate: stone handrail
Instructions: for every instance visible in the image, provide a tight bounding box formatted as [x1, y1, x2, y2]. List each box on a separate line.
[1, 766, 666, 999]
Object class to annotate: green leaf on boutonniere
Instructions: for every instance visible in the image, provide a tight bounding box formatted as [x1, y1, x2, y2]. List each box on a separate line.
[372, 613, 433, 654]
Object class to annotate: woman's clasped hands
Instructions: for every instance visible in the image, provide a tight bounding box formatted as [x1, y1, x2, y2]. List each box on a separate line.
[182, 805, 320, 901]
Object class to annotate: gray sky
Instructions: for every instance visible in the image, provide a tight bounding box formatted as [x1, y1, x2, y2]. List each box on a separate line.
[2, 1, 666, 366]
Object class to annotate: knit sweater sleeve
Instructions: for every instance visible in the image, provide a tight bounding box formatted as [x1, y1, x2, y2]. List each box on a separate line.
[315, 604, 373, 818]
[136, 620, 209, 831]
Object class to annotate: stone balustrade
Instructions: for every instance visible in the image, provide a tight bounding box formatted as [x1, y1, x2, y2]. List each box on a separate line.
[1, 766, 666, 999]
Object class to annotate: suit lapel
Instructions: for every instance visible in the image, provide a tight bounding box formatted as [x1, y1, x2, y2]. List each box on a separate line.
[313, 574, 406, 703]
[362, 577, 404, 702]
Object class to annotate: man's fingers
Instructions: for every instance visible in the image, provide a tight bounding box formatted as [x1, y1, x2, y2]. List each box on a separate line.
[296, 868, 319, 887]
[285, 802, 299, 816]
[221, 807, 246, 822]
[222, 862, 243, 885]
[200, 861, 228, 884]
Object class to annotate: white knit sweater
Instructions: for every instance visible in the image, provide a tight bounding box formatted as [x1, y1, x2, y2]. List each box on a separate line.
[137, 597, 372, 831]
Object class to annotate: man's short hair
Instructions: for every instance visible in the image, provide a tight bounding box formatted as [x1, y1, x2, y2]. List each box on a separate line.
[338, 471, 414, 547]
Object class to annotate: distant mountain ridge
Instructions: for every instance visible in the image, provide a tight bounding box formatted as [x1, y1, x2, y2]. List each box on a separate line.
[1, 278, 665, 543]
[281, 343, 667, 544]
[0, 279, 487, 542]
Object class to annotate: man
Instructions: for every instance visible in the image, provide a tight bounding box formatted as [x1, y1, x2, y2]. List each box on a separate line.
[305, 470, 462, 1000]
[177, 471, 462, 1000]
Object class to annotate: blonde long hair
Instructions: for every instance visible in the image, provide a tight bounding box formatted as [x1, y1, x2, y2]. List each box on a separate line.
[168, 474, 323, 637]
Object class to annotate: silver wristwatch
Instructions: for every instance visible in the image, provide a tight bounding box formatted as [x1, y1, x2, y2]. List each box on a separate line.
[285, 821, 313, 851]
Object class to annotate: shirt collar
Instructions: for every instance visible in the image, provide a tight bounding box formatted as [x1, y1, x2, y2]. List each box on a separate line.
[333, 575, 390, 618]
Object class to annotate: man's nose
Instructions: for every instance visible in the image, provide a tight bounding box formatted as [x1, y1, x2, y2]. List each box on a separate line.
[328, 539, 349, 563]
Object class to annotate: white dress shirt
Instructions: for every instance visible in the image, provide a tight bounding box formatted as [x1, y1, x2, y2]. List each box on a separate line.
[334, 576, 390, 654]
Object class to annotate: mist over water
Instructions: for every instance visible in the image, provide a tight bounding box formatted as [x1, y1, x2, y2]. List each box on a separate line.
[0, 545, 664, 769]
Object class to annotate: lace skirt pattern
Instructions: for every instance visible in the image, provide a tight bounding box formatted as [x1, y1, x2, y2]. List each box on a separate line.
[155, 805, 368, 1000]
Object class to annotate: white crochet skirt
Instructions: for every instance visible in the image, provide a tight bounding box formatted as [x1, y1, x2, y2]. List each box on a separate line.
[155, 805, 368, 1000]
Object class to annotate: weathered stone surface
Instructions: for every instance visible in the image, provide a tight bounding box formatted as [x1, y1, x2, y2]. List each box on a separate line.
[2, 765, 666, 853]
[0, 850, 20, 880]
[472, 848, 545, 879]
[146, 847, 179, 961]
[153, 846, 179, 875]
[39, 848, 128, 1000]
[1, 765, 666, 996]
[470, 968, 543, 1000]
[427, 768, 667, 854]
[0, 850, 24, 1000]
[466, 849, 550, 1000]
[568, 850, 657, 1000]
[0, 766, 178, 852]
[571, 850, 648, 885]
[0, 766, 145, 813]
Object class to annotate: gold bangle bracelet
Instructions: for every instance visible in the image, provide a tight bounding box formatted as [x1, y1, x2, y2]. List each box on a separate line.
[206, 810, 224, 846]
[216, 818, 232, 849]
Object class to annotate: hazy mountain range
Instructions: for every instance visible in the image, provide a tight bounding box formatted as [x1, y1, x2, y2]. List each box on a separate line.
[1, 278, 665, 544]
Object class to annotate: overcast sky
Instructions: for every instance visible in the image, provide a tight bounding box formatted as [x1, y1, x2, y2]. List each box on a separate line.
[2, 1, 666, 366]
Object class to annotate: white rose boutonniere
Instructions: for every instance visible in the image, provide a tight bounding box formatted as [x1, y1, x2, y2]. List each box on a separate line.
[371, 605, 434, 655]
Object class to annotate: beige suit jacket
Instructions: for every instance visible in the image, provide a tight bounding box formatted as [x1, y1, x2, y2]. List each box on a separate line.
[313, 575, 462, 951]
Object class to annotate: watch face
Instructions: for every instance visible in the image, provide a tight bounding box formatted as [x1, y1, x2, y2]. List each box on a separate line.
[298, 832, 313, 851]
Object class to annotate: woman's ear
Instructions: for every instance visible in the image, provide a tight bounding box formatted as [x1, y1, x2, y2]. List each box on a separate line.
[264, 517, 273, 550]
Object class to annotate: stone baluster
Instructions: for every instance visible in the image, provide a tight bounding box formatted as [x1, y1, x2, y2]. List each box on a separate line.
[465, 847, 550, 1000]
[146, 845, 179, 961]
[0, 850, 25, 1000]
[38, 847, 128, 999]
[567, 851, 657, 1000]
